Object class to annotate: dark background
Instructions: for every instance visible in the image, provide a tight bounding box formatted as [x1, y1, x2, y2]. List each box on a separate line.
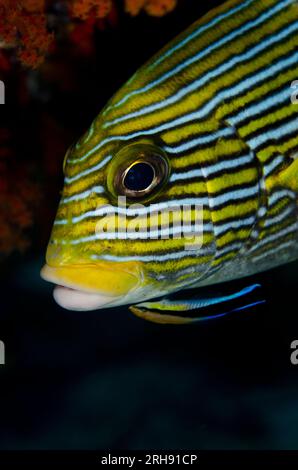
[0, 0, 298, 450]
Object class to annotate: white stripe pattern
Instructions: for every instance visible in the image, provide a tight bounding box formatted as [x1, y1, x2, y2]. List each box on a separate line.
[248, 117, 298, 149]
[249, 222, 298, 253]
[108, 0, 271, 110]
[227, 85, 293, 126]
[104, 15, 297, 127]
[170, 152, 255, 182]
[53, 183, 259, 226]
[70, 48, 298, 166]
[61, 186, 105, 204]
[65, 154, 112, 184]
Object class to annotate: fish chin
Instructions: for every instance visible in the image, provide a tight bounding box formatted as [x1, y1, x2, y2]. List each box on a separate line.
[52, 284, 171, 311]
[53, 285, 119, 311]
[40, 262, 145, 311]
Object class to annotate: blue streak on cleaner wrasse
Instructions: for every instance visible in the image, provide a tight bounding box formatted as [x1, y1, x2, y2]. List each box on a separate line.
[41, 0, 298, 324]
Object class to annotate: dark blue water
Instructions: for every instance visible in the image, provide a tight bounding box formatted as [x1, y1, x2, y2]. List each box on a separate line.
[0, 255, 297, 449]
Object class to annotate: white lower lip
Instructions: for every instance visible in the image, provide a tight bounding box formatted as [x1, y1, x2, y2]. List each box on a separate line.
[53, 285, 117, 311]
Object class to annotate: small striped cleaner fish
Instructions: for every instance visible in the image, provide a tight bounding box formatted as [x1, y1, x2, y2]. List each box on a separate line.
[41, 0, 298, 324]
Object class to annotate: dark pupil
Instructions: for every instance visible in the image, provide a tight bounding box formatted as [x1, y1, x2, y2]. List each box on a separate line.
[124, 162, 154, 192]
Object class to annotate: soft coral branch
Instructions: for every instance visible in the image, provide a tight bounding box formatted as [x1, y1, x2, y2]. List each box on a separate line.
[0, 0, 178, 69]
[125, 0, 177, 17]
[0, 0, 54, 68]
[71, 0, 112, 20]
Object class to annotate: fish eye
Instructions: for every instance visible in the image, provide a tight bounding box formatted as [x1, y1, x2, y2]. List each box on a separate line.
[113, 144, 169, 199]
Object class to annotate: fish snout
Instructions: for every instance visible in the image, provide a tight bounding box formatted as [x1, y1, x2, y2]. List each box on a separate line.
[40, 259, 144, 310]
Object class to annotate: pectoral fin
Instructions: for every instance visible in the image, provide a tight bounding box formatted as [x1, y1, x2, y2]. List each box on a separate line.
[278, 158, 298, 192]
[129, 284, 265, 325]
[267, 155, 298, 193]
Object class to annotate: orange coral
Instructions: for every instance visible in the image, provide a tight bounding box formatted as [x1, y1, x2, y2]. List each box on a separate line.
[71, 0, 112, 20]
[0, 0, 53, 68]
[125, 0, 177, 16]
[0, 0, 178, 68]
[124, 0, 146, 16]
[143, 0, 177, 16]
[23, 0, 45, 13]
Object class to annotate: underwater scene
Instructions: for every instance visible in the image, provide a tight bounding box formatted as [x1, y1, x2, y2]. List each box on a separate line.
[0, 0, 298, 455]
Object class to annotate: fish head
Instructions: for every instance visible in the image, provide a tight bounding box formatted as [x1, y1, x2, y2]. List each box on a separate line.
[41, 73, 218, 310]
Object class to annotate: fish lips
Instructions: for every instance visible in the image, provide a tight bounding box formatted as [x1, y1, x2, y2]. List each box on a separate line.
[40, 262, 143, 311]
[53, 285, 118, 311]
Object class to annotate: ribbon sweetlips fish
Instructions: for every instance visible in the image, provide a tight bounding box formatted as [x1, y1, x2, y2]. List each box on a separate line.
[41, 0, 298, 324]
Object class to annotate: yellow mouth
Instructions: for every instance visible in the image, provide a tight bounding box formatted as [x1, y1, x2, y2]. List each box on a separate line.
[40, 261, 143, 310]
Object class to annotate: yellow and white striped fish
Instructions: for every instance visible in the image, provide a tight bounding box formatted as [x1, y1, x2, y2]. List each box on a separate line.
[41, 0, 298, 324]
